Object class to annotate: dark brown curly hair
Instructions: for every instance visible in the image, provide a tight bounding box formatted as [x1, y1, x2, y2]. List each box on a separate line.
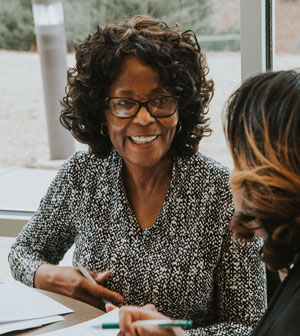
[60, 15, 214, 157]
[224, 70, 300, 271]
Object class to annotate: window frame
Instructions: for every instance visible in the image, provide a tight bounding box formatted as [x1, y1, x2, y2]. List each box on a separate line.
[240, 0, 275, 81]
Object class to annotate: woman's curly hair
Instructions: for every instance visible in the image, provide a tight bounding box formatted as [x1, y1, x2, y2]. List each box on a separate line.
[224, 69, 300, 271]
[60, 15, 214, 157]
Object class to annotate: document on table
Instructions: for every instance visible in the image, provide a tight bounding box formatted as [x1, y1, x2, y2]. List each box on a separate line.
[0, 316, 63, 335]
[0, 281, 73, 334]
[42, 308, 120, 336]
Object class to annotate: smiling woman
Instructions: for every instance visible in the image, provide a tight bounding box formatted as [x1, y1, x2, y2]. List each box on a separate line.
[9, 15, 266, 336]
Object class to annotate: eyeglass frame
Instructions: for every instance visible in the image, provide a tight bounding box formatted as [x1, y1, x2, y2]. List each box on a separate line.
[105, 96, 179, 119]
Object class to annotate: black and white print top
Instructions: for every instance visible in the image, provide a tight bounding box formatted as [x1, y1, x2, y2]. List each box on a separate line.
[9, 149, 266, 335]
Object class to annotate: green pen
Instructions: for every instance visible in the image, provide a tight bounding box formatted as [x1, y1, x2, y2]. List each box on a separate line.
[99, 319, 193, 329]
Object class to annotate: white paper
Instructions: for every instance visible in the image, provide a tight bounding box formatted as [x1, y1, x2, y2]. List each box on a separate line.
[0, 281, 73, 323]
[0, 315, 64, 335]
[42, 308, 120, 336]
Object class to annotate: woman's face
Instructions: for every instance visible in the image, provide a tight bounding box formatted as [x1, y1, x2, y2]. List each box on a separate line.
[105, 56, 179, 169]
[230, 169, 268, 240]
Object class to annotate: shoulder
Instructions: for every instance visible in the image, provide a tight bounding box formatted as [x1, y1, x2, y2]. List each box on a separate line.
[195, 152, 230, 176]
[175, 153, 233, 221]
[54, 150, 117, 188]
[178, 152, 231, 191]
[256, 284, 300, 336]
[62, 150, 106, 171]
[252, 263, 300, 336]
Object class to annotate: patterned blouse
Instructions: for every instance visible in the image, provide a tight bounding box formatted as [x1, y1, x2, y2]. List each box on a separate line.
[9, 149, 266, 335]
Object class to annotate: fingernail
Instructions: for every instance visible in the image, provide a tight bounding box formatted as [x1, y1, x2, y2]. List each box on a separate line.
[105, 303, 114, 311]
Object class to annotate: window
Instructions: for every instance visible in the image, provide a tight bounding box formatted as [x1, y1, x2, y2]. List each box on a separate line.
[1, 1, 292, 232]
[0, 0, 240, 171]
[273, 0, 300, 70]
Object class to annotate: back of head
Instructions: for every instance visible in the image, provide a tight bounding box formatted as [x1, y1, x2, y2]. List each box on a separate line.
[61, 15, 214, 157]
[224, 69, 300, 270]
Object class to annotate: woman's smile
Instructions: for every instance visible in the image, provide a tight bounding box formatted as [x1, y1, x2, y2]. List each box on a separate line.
[126, 134, 161, 156]
[129, 135, 159, 145]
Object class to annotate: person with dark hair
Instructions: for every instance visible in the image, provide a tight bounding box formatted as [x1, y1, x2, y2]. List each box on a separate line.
[9, 16, 265, 334]
[225, 69, 300, 336]
[117, 69, 300, 335]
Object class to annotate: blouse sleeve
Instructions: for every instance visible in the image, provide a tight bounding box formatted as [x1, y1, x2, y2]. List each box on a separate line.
[8, 156, 78, 287]
[186, 182, 267, 336]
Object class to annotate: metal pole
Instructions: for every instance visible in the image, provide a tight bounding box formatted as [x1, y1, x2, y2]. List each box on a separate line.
[32, 0, 75, 160]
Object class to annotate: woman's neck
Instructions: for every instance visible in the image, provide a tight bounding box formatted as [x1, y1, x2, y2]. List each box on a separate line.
[123, 158, 172, 193]
[122, 158, 173, 230]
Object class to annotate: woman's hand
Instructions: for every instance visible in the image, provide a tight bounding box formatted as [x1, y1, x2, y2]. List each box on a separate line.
[34, 264, 123, 309]
[118, 305, 187, 336]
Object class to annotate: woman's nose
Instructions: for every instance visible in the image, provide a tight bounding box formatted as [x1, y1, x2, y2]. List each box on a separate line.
[132, 106, 156, 125]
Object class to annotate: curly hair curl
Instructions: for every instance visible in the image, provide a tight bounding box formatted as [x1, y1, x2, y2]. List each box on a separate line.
[60, 15, 214, 157]
[224, 70, 300, 271]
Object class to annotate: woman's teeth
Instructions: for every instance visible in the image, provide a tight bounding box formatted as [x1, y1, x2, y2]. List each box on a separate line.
[130, 135, 158, 144]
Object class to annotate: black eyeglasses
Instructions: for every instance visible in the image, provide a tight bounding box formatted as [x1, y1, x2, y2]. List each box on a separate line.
[105, 96, 179, 118]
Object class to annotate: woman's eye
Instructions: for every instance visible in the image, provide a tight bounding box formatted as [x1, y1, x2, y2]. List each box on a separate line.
[117, 100, 135, 108]
[153, 97, 168, 106]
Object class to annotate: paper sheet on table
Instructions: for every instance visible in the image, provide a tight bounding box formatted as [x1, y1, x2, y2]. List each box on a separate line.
[42, 308, 120, 336]
[0, 282, 73, 322]
[0, 315, 64, 335]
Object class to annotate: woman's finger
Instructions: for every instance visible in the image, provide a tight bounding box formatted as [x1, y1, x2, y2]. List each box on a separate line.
[95, 270, 111, 282]
[135, 326, 183, 336]
[76, 267, 122, 303]
[106, 303, 118, 312]
[82, 278, 124, 304]
[119, 306, 166, 336]
[77, 267, 110, 283]
[142, 304, 156, 312]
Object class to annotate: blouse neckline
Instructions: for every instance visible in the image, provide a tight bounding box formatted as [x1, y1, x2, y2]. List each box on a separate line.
[113, 149, 178, 235]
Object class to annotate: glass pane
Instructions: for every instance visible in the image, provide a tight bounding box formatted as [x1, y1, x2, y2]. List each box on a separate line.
[274, 0, 300, 70]
[195, 0, 240, 169]
[32, 2, 64, 26]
